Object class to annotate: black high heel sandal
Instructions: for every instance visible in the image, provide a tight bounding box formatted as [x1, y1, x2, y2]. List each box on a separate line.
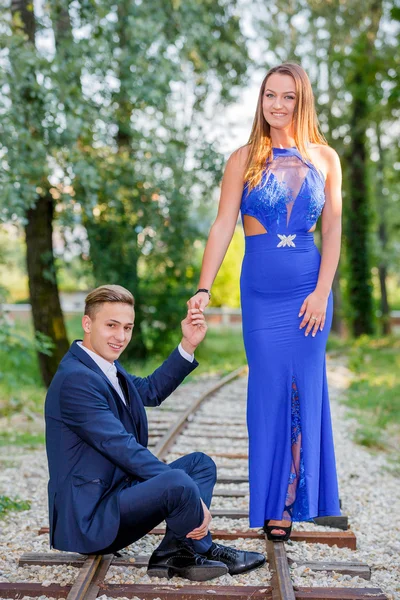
[263, 520, 292, 541]
[263, 504, 293, 542]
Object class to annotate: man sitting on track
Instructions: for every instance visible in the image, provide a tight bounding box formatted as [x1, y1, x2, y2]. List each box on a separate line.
[45, 284, 265, 582]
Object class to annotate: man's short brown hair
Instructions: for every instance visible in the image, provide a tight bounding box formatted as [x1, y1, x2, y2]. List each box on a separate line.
[84, 285, 135, 319]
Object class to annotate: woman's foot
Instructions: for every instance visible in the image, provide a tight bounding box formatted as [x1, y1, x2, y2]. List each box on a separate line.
[267, 519, 291, 536]
[263, 519, 292, 541]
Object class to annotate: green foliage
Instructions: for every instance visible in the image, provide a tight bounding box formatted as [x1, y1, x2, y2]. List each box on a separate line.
[0, 0, 250, 359]
[0, 285, 53, 396]
[0, 495, 31, 518]
[0, 312, 82, 418]
[252, 0, 400, 336]
[69, 0, 250, 356]
[211, 227, 244, 308]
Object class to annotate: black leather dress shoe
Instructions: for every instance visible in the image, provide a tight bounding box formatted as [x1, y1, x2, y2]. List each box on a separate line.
[202, 542, 266, 575]
[147, 542, 228, 581]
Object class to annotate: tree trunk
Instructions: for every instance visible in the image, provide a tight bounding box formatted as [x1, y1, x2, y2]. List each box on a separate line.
[331, 272, 344, 336]
[346, 0, 382, 337]
[376, 123, 391, 335]
[12, 0, 69, 387]
[25, 195, 70, 387]
[346, 76, 375, 337]
[11, 0, 35, 38]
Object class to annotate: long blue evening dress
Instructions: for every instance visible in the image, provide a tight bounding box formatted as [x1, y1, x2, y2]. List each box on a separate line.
[240, 146, 341, 527]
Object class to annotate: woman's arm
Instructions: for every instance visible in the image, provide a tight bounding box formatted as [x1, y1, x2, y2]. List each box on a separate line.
[316, 147, 343, 297]
[188, 146, 248, 310]
[299, 147, 342, 336]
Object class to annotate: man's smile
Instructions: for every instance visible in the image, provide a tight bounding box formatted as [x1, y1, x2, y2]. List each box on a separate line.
[108, 343, 123, 350]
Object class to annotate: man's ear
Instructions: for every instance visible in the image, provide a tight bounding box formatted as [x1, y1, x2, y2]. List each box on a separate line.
[82, 315, 91, 334]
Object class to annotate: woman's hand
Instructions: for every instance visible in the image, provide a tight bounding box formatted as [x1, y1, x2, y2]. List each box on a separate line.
[298, 291, 328, 337]
[187, 291, 210, 311]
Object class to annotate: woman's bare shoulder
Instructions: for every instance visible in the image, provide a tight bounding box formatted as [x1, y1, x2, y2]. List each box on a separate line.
[309, 143, 340, 163]
[225, 145, 250, 175]
[308, 144, 341, 179]
[230, 144, 251, 163]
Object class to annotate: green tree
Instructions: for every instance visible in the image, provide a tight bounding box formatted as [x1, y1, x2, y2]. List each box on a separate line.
[343, 1, 384, 336]
[0, 1, 72, 386]
[251, 0, 399, 336]
[0, 0, 250, 378]
[69, 0, 249, 356]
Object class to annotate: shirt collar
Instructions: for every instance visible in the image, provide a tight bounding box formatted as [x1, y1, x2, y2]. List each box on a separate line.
[77, 341, 116, 378]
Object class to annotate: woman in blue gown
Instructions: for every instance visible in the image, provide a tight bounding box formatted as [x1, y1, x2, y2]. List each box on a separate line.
[187, 63, 342, 540]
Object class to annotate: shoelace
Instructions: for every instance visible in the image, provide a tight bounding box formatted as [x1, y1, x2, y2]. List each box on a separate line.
[211, 543, 238, 562]
[178, 542, 210, 565]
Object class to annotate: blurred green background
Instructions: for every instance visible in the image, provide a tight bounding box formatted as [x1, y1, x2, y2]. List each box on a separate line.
[0, 0, 399, 474]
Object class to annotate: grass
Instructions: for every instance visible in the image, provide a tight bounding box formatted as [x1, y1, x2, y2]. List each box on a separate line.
[344, 336, 400, 453]
[1, 312, 399, 460]
[0, 495, 31, 518]
[0, 432, 45, 447]
[124, 327, 246, 379]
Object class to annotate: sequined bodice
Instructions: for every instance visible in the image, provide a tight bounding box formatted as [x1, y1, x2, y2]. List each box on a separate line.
[240, 147, 326, 234]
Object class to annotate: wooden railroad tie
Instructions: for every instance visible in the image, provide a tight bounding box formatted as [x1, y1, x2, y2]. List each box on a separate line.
[38, 525, 356, 549]
[18, 551, 372, 580]
[0, 582, 388, 599]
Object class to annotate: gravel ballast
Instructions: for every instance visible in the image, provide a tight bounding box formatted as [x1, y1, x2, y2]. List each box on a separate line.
[0, 359, 399, 599]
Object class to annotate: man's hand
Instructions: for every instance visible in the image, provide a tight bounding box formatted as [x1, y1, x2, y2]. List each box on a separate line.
[180, 303, 207, 355]
[186, 499, 212, 540]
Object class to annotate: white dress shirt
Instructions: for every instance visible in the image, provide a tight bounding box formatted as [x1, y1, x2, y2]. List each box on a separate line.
[77, 341, 127, 404]
[77, 342, 194, 406]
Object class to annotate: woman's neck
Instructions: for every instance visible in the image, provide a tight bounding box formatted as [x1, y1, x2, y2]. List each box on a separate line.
[270, 129, 295, 149]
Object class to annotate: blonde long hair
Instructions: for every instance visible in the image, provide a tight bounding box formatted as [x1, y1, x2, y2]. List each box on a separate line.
[244, 63, 327, 191]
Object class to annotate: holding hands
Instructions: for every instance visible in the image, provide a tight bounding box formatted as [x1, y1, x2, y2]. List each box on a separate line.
[298, 290, 328, 337]
[187, 290, 210, 312]
[180, 303, 208, 354]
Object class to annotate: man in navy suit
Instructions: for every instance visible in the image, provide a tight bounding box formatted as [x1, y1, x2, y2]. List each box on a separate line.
[45, 284, 264, 581]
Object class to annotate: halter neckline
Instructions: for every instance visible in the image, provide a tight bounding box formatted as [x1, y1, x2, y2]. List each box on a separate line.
[272, 146, 299, 153]
[270, 146, 325, 184]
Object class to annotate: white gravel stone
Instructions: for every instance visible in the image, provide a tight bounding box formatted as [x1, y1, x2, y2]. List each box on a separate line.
[0, 362, 399, 599]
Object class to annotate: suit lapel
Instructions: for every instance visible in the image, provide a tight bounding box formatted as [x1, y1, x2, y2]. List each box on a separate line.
[116, 363, 148, 447]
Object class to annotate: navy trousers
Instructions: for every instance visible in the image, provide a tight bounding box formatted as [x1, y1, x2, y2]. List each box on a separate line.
[97, 452, 216, 555]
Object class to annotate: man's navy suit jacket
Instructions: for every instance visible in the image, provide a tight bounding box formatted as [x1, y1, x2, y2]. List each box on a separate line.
[45, 340, 198, 553]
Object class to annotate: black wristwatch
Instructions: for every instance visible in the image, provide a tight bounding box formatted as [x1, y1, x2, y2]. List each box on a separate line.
[195, 288, 211, 299]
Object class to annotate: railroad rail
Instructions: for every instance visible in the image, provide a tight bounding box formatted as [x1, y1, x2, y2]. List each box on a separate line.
[0, 366, 388, 600]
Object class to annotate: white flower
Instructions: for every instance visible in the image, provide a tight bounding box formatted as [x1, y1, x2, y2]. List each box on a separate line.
[277, 234, 296, 248]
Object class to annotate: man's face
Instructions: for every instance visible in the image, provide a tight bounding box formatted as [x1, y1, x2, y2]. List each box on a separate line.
[82, 302, 134, 363]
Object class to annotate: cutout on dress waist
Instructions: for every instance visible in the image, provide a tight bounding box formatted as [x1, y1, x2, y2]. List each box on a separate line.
[243, 214, 317, 235]
[243, 215, 268, 236]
